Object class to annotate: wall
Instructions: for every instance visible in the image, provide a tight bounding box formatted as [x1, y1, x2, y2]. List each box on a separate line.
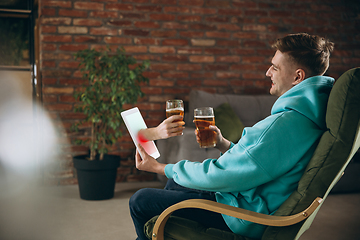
[38, 0, 360, 185]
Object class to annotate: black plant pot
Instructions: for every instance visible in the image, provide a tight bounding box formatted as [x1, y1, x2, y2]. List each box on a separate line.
[73, 154, 120, 201]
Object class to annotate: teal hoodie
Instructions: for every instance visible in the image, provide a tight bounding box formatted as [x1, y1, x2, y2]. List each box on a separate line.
[165, 76, 334, 239]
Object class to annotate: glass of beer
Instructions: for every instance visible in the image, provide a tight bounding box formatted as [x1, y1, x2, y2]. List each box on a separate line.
[194, 107, 216, 148]
[166, 100, 184, 120]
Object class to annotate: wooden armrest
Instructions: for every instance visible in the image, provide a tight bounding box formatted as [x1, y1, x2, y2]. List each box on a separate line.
[152, 197, 323, 240]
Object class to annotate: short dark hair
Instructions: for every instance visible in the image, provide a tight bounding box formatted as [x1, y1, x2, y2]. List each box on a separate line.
[272, 33, 334, 76]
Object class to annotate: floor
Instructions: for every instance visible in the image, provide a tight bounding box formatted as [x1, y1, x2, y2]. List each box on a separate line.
[1, 181, 359, 240]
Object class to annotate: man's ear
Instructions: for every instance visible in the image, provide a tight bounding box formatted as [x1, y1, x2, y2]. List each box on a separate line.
[292, 68, 306, 85]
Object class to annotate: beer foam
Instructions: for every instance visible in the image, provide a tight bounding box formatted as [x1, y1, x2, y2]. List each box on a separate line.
[194, 115, 214, 118]
[166, 107, 184, 111]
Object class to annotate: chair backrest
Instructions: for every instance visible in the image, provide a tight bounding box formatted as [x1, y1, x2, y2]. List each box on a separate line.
[262, 68, 360, 240]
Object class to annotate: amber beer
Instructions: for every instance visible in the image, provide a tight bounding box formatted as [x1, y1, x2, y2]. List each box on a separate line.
[166, 108, 184, 120]
[166, 100, 184, 122]
[194, 107, 216, 148]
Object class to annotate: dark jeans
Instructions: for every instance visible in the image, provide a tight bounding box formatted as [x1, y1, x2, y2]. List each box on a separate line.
[129, 179, 231, 240]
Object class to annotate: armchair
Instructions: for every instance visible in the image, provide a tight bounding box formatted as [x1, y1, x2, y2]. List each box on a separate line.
[145, 67, 360, 240]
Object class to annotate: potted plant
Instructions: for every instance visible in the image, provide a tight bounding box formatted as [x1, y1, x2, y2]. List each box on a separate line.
[71, 46, 149, 200]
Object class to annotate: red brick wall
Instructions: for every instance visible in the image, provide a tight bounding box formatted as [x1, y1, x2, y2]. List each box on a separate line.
[39, 0, 360, 185]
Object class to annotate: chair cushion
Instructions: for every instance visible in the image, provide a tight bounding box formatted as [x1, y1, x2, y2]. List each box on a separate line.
[262, 68, 360, 239]
[214, 103, 245, 143]
[145, 215, 254, 240]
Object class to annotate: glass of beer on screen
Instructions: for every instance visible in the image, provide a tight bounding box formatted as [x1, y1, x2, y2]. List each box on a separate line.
[166, 100, 184, 120]
[194, 107, 216, 148]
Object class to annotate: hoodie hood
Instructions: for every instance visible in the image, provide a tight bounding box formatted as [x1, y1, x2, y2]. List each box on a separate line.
[271, 75, 335, 129]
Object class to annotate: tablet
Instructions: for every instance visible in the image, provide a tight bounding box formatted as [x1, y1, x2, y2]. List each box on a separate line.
[121, 107, 160, 159]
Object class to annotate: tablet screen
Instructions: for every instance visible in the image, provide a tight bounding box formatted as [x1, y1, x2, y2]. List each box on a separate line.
[121, 107, 160, 159]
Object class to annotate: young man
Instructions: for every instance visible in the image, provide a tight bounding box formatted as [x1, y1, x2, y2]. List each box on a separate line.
[129, 33, 335, 240]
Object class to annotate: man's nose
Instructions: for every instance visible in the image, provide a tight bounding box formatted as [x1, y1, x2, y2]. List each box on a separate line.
[265, 67, 271, 77]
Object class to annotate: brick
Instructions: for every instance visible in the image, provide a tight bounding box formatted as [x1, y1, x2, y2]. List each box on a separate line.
[42, 69, 73, 77]
[42, 60, 56, 68]
[217, 24, 241, 31]
[150, 63, 176, 71]
[41, 25, 57, 33]
[42, 77, 57, 85]
[41, 17, 72, 25]
[243, 40, 267, 48]
[203, 80, 229, 86]
[205, 16, 229, 23]
[74, 2, 104, 10]
[162, 55, 188, 62]
[74, 36, 100, 43]
[104, 37, 131, 44]
[162, 71, 189, 79]
[134, 21, 160, 28]
[135, 5, 162, 12]
[244, 73, 267, 79]
[107, 20, 132, 27]
[162, 39, 188, 46]
[204, 48, 229, 55]
[164, 6, 190, 13]
[123, 29, 149, 36]
[123, 46, 147, 53]
[59, 112, 86, 120]
[216, 72, 241, 79]
[58, 61, 80, 68]
[151, 0, 177, 5]
[42, 1, 72, 8]
[216, 56, 241, 63]
[176, 64, 202, 71]
[141, 87, 163, 95]
[177, 48, 202, 54]
[90, 11, 118, 18]
[191, 39, 215, 46]
[269, 10, 292, 18]
[42, 43, 57, 51]
[243, 24, 267, 32]
[189, 56, 215, 63]
[58, 9, 88, 17]
[43, 87, 74, 94]
[149, 79, 174, 87]
[218, 9, 243, 16]
[163, 22, 188, 30]
[191, 72, 213, 78]
[179, 31, 204, 38]
[149, 46, 176, 54]
[59, 44, 88, 51]
[190, 23, 216, 31]
[178, 0, 204, 7]
[42, 53, 73, 60]
[73, 19, 102, 26]
[43, 95, 58, 102]
[121, 13, 145, 19]
[191, 7, 217, 15]
[59, 78, 88, 86]
[58, 26, 88, 34]
[151, 30, 177, 38]
[143, 71, 160, 78]
[106, 3, 133, 11]
[45, 103, 73, 111]
[41, 8, 56, 16]
[149, 14, 176, 21]
[90, 27, 118, 35]
[204, 64, 229, 71]
[134, 38, 160, 45]
[177, 15, 202, 22]
[42, 35, 72, 42]
[206, 31, 231, 38]
[176, 79, 202, 87]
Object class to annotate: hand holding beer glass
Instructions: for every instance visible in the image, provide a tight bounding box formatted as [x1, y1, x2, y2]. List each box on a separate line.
[166, 100, 185, 135]
[194, 107, 216, 148]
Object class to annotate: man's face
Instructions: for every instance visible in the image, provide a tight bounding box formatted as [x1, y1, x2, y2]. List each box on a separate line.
[266, 50, 299, 97]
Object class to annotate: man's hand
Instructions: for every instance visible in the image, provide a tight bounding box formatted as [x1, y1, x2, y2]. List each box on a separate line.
[194, 125, 231, 154]
[135, 144, 166, 175]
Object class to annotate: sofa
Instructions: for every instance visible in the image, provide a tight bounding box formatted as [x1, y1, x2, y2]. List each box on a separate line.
[156, 90, 278, 182]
